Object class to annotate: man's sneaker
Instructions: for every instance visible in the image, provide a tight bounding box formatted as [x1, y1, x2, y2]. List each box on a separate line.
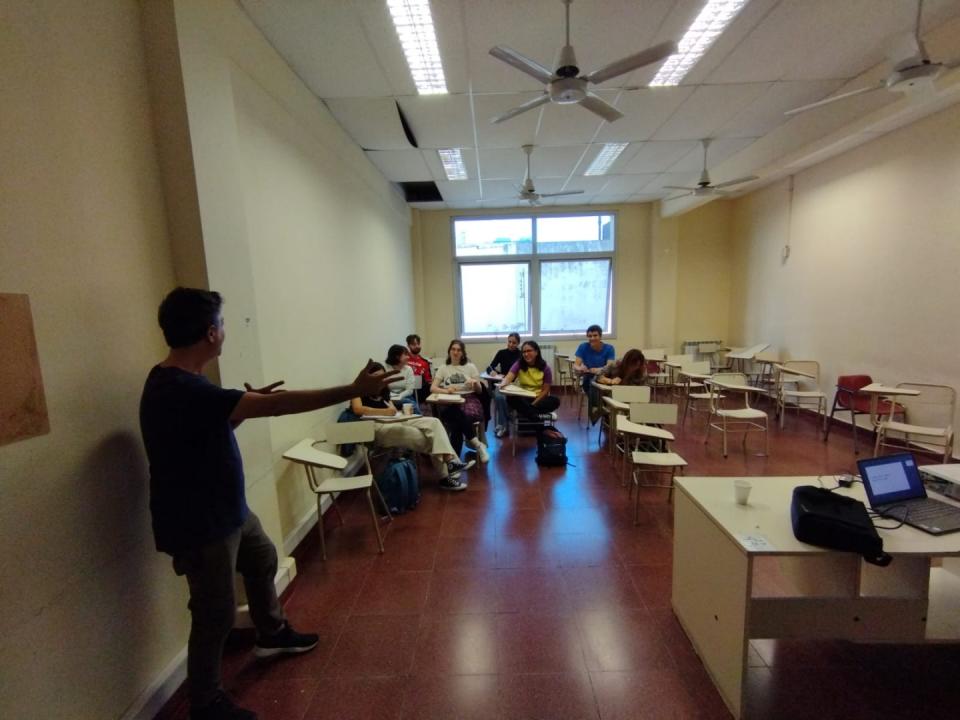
[191, 692, 257, 720]
[494, 426, 507, 439]
[447, 458, 475, 475]
[470, 441, 490, 463]
[254, 622, 319, 658]
[439, 475, 467, 491]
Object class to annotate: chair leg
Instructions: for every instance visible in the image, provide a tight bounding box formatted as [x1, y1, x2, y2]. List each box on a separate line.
[372, 479, 393, 521]
[722, 415, 728, 458]
[824, 398, 839, 441]
[633, 470, 643, 525]
[365, 488, 385, 554]
[874, 425, 882, 457]
[850, 409, 859, 454]
[317, 494, 327, 562]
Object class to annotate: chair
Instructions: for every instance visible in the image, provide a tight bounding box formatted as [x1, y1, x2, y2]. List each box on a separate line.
[641, 348, 668, 399]
[555, 353, 570, 395]
[618, 405, 685, 521]
[509, 407, 558, 457]
[747, 350, 780, 400]
[704, 372, 769, 457]
[615, 402, 679, 481]
[283, 422, 391, 561]
[601, 385, 651, 452]
[874, 383, 955, 462]
[665, 354, 694, 402]
[567, 357, 586, 419]
[677, 360, 713, 426]
[823, 374, 903, 453]
[775, 361, 827, 431]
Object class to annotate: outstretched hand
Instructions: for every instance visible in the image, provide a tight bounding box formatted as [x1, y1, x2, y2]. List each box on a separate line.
[244, 380, 286, 394]
[353, 360, 402, 397]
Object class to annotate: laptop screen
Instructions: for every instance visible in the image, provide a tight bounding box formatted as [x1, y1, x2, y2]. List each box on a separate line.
[858, 453, 925, 507]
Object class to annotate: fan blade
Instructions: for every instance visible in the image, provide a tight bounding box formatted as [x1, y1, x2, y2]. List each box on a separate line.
[663, 185, 697, 191]
[784, 82, 885, 116]
[585, 40, 678, 84]
[537, 190, 585, 198]
[489, 46, 554, 84]
[491, 93, 551, 124]
[711, 175, 759, 189]
[579, 93, 623, 123]
[664, 193, 691, 202]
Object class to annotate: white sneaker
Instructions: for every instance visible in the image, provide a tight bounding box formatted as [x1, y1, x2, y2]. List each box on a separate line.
[469, 439, 490, 463]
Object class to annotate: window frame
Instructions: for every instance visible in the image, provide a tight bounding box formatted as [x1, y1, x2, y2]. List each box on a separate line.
[451, 211, 617, 342]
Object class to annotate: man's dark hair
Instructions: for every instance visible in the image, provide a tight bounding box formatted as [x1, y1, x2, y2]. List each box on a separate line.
[508, 332, 521, 342]
[406, 334, 421, 344]
[586, 324, 603, 336]
[385, 344, 408, 366]
[157, 287, 223, 348]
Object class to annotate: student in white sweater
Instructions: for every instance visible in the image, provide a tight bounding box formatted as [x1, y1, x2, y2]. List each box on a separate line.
[430, 339, 489, 463]
[385, 344, 418, 413]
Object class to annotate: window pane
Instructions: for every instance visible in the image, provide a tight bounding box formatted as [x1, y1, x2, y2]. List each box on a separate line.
[460, 263, 530, 335]
[454, 218, 533, 257]
[539, 259, 612, 334]
[536, 214, 614, 254]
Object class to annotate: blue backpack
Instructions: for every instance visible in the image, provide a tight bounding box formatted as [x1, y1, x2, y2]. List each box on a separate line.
[376, 457, 420, 514]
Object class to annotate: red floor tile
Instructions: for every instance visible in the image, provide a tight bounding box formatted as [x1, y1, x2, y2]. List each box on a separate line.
[496, 613, 588, 674]
[411, 614, 500, 675]
[498, 671, 599, 720]
[576, 608, 674, 672]
[302, 677, 407, 720]
[400, 674, 501, 720]
[323, 615, 418, 677]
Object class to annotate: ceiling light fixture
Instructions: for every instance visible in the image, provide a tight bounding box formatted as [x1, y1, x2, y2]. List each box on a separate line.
[438, 148, 468, 180]
[584, 142, 629, 176]
[649, 0, 750, 87]
[387, 0, 448, 94]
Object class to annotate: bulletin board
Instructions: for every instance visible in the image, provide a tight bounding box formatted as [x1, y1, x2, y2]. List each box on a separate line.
[0, 293, 50, 446]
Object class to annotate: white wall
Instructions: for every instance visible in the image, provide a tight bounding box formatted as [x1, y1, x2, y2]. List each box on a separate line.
[730, 103, 960, 441]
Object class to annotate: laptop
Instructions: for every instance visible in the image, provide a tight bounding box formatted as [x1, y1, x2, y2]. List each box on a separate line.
[857, 453, 960, 535]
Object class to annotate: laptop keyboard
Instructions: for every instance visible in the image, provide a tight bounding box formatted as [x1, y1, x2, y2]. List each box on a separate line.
[882, 499, 960, 522]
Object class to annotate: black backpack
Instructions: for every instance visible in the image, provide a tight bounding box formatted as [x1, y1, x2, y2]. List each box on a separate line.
[536, 427, 568, 467]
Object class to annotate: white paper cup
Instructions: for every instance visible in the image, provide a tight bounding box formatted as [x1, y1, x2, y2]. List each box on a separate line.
[402, 404, 414, 416]
[734, 479, 752, 505]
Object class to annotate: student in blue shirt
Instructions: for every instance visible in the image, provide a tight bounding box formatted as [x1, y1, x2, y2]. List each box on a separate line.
[574, 324, 615, 424]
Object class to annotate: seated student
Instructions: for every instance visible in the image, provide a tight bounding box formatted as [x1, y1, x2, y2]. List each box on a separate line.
[486, 332, 522, 438]
[430, 339, 489, 463]
[574, 324, 616, 424]
[499, 340, 561, 425]
[385, 344, 419, 413]
[405, 333, 432, 409]
[351, 363, 472, 491]
[596, 348, 647, 386]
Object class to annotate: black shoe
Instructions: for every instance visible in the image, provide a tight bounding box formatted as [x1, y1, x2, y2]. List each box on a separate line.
[439, 475, 467, 491]
[253, 622, 319, 658]
[191, 692, 257, 720]
[447, 458, 476, 475]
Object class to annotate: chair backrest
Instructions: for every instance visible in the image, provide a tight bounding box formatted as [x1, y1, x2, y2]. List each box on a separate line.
[412, 374, 423, 390]
[629, 402, 678, 425]
[835, 374, 873, 408]
[612, 385, 651, 403]
[779, 360, 820, 391]
[681, 360, 711, 374]
[894, 383, 956, 428]
[666, 354, 694, 365]
[642, 348, 666, 361]
[325, 420, 376, 446]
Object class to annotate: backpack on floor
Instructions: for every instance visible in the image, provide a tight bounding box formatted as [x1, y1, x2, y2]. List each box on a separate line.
[536, 427, 568, 467]
[375, 457, 420, 514]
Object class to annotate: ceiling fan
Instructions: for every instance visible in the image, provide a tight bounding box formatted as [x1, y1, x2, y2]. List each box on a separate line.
[488, 0, 677, 124]
[516, 144, 584, 205]
[785, 0, 960, 116]
[664, 139, 758, 200]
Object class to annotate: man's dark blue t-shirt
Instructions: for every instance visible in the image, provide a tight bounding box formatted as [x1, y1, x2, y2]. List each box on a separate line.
[139, 365, 246, 555]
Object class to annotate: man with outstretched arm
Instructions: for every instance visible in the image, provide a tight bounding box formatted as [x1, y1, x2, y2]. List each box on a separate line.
[139, 287, 399, 720]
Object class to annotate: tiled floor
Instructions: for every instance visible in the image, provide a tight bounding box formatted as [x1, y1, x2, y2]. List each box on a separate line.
[158, 397, 960, 719]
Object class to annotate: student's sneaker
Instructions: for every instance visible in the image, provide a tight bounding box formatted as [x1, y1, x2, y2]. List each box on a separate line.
[253, 622, 319, 658]
[447, 458, 476, 476]
[439, 475, 467, 491]
[191, 692, 257, 720]
[468, 439, 490, 463]
[494, 426, 507, 439]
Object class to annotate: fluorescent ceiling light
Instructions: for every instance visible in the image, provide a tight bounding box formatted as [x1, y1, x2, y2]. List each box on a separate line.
[387, 0, 448, 94]
[584, 143, 629, 176]
[438, 148, 468, 180]
[649, 0, 750, 87]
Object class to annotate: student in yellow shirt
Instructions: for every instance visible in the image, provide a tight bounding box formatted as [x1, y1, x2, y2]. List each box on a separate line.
[498, 340, 561, 423]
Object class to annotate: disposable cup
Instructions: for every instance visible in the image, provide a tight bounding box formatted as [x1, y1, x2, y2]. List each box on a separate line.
[402, 404, 413, 416]
[734, 479, 752, 505]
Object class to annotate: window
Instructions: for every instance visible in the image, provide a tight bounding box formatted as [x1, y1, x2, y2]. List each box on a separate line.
[453, 213, 615, 339]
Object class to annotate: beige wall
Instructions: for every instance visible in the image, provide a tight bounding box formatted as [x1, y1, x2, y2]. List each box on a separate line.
[730, 103, 960, 440]
[0, 0, 415, 716]
[411, 203, 653, 364]
[0, 1, 184, 717]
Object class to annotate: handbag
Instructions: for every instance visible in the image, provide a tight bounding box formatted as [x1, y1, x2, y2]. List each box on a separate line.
[790, 485, 892, 566]
[462, 392, 484, 422]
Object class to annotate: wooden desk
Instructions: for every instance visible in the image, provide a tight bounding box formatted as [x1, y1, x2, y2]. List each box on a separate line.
[673, 476, 960, 719]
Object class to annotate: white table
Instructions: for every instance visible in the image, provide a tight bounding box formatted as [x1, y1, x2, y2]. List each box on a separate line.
[673, 476, 960, 719]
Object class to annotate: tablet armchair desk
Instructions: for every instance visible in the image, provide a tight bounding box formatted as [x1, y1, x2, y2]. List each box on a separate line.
[672, 476, 960, 719]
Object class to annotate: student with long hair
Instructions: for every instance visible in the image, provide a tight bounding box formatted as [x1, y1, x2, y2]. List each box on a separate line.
[385, 343, 419, 413]
[351, 363, 472, 491]
[430, 339, 489, 463]
[486, 332, 522, 438]
[596, 348, 647, 386]
[499, 340, 561, 422]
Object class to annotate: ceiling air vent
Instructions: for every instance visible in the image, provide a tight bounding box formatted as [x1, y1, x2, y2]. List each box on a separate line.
[398, 181, 442, 203]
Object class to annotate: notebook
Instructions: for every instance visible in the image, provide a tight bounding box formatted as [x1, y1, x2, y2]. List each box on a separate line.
[857, 453, 960, 535]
